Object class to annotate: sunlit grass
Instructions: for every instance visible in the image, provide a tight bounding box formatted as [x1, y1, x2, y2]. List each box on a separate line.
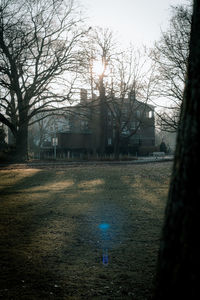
[25, 179, 75, 192]
[0, 169, 40, 190]
[78, 178, 104, 189]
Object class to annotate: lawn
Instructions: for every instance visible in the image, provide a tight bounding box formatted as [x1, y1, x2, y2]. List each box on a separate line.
[0, 162, 172, 300]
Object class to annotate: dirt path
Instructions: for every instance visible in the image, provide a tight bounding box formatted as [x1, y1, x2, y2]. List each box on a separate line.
[0, 163, 172, 299]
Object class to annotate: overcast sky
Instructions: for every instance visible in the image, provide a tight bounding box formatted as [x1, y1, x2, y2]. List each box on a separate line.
[81, 0, 189, 46]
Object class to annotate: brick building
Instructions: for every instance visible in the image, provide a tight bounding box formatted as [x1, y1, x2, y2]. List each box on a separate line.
[39, 89, 155, 157]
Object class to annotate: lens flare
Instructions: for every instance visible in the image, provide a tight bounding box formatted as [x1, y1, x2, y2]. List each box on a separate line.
[103, 249, 108, 265]
[98, 223, 110, 230]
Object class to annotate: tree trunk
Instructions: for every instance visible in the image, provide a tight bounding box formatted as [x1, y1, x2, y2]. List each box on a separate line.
[153, 1, 200, 299]
[15, 121, 29, 161]
[99, 79, 107, 156]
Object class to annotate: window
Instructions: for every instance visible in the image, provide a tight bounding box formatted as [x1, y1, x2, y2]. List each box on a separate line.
[122, 106, 129, 115]
[136, 110, 141, 118]
[108, 138, 112, 145]
[107, 110, 112, 117]
[62, 124, 70, 132]
[148, 111, 153, 118]
[122, 122, 129, 134]
[130, 122, 136, 130]
[108, 119, 112, 126]
[61, 119, 72, 131]
[80, 120, 89, 131]
[130, 121, 140, 130]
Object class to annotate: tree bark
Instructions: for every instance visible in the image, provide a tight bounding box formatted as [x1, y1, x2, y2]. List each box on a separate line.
[15, 124, 28, 161]
[15, 108, 29, 161]
[153, 1, 200, 299]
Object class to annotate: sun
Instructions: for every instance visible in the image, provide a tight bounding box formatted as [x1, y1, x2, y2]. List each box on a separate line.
[92, 60, 105, 76]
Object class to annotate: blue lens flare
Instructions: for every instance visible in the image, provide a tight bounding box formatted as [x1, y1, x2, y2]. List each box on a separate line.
[103, 249, 108, 265]
[98, 223, 110, 265]
[98, 223, 110, 230]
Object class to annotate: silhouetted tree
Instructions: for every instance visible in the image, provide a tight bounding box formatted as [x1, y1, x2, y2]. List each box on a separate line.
[105, 47, 157, 159]
[82, 27, 117, 155]
[82, 31, 157, 158]
[0, 125, 6, 145]
[0, 0, 85, 160]
[152, 3, 192, 132]
[153, 1, 200, 299]
[159, 141, 167, 153]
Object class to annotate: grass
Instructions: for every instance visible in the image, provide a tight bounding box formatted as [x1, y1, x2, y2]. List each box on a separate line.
[0, 162, 172, 299]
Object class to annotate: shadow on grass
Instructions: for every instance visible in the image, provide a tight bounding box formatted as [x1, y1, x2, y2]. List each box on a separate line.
[0, 165, 170, 299]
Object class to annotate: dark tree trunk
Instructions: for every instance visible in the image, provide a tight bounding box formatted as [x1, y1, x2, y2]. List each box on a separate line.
[15, 114, 29, 161]
[153, 1, 200, 299]
[99, 79, 107, 156]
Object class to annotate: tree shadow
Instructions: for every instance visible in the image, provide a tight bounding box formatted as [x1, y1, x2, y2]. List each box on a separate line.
[0, 165, 169, 299]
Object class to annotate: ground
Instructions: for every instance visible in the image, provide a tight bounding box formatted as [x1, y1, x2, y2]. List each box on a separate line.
[0, 162, 172, 300]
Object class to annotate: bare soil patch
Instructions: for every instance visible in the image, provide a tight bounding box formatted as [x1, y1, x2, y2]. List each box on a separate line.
[0, 162, 172, 299]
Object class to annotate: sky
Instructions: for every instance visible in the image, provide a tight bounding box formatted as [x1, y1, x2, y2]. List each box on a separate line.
[80, 0, 189, 47]
[78, 0, 190, 108]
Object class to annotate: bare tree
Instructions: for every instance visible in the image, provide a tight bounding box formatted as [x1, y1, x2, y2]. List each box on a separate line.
[105, 47, 157, 158]
[0, 0, 86, 160]
[80, 27, 118, 155]
[153, 0, 200, 298]
[152, 3, 192, 132]
[81, 29, 157, 158]
[156, 106, 180, 133]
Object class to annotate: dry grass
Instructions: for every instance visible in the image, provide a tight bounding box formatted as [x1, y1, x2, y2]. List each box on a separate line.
[0, 162, 172, 299]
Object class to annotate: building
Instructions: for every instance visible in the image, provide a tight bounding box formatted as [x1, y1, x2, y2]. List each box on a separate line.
[38, 89, 155, 158]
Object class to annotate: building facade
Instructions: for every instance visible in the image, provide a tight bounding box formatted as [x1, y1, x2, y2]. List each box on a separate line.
[38, 90, 155, 157]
